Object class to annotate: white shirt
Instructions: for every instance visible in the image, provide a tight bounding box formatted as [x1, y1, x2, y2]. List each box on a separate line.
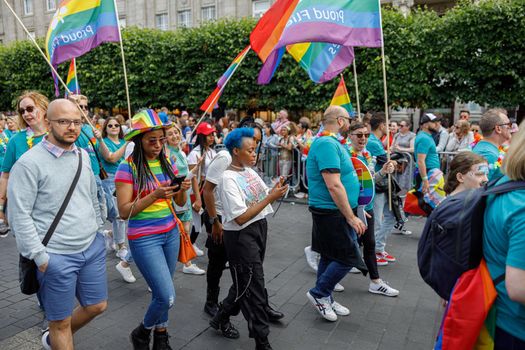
[187, 145, 217, 179]
[219, 168, 273, 231]
[205, 150, 232, 216]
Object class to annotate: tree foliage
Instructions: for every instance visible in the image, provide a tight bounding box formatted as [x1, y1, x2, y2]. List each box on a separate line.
[0, 0, 523, 114]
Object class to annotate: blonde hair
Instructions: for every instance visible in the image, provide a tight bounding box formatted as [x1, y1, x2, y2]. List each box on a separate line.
[456, 120, 470, 137]
[67, 94, 88, 104]
[503, 120, 525, 181]
[16, 91, 49, 129]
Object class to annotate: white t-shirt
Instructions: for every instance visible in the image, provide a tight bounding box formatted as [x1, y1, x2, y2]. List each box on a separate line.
[205, 150, 232, 216]
[187, 145, 217, 178]
[219, 168, 274, 231]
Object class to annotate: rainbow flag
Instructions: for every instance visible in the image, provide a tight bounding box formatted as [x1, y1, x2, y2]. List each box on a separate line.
[351, 157, 374, 206]
[200, 45, 251, 114]
[250, 0, 381, 84]
[287, 43, 354, 84]
[65, 58, 80, 96]
[45, 0, 120, 66]
[330, 76, 354, 116]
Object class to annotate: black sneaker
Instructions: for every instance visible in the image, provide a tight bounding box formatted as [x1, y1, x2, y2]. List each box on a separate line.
[152, 330, 172, 350]
[130, 323, 151, 350]
[203, 301, 218, 317]
[0, 221, 9, 238]
[209, 317, 240, 339]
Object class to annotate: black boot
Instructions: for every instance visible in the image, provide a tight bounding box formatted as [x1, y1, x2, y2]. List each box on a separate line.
[209, 303, 240, 339]
[152, 329, 172, 350]
[264, 289, 284, 322]
[255, 337, 273, 350]
[204, 287, 220, 317]
[130, 323, 151, 350]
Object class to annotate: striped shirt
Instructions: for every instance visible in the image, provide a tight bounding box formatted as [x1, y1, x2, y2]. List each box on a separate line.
[115, 157, 179, 240]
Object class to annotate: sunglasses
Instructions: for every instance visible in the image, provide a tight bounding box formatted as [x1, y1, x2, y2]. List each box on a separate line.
[497, 122, 512, 128]
[107, 124, 120, 128]
[351, 133, 370, 139]
[146, 137, 167, 145]
[18, 106, 36, 115]
[79, 105, 88, 110]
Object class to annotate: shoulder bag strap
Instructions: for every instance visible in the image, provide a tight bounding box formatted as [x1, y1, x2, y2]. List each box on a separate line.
[42, 152, 83, 246]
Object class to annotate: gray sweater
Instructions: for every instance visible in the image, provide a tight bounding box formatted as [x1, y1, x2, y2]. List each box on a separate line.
[7, 143, 102, 267]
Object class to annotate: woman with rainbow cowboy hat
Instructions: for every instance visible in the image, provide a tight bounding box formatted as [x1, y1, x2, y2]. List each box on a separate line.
[115, 109, 190, 350]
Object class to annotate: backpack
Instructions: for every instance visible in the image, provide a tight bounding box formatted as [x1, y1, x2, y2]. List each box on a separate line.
[417, 179, 525, 300]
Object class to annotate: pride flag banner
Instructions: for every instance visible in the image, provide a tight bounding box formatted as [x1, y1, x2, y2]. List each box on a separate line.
[45, 0, 120, 66]
[65, 58, 80, 96]
[251, 0, 381, 84]
[200, 46, 251, 114]
[330, 76, 354, 115]
[351, 157, 374, 206]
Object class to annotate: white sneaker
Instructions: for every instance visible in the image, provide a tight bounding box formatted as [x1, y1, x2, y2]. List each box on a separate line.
[183, 263, 206, 275]
[392, 222, 412, 235]
[116, 247, 129, 261]
[349, 267, 360, 274]
[306, 291, 337, 322]
[294, 192, 306, 199]
[368, 280, 399, 297]
[193, 244, 204, 257]
[304, 246, 319, 272]
[331, 300, 350, 316]
[333, 283, 344, 292]
[41, 330, 51, 350]
[116, 262, 136, 283]
[147, 286, 152, 293]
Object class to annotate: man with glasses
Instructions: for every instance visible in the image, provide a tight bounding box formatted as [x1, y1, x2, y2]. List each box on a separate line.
[459, 110, 470, 121]
[473, 108, 512, 181]
[8, 99, 107, 350]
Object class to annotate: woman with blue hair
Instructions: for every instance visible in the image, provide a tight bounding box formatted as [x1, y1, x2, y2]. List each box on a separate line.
[209, 128, 288, 350]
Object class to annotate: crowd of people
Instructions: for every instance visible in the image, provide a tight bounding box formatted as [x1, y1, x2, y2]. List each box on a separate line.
[1, 91, 524, 350]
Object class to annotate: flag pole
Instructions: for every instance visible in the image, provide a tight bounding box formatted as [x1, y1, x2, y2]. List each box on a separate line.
[74, 58, 79, 94]
[192, 45, 252, 134]
[113, 0, 132, 119]
[2, 0, 95, 129]
[352, 59, 361, 120]
[377, 0, 392, 209]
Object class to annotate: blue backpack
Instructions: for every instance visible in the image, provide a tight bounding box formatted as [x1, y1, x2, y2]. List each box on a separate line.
[417, 179, 525, 300]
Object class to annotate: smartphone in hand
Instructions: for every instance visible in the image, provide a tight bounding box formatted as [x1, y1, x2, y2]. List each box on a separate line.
[170, 175, 186, 190]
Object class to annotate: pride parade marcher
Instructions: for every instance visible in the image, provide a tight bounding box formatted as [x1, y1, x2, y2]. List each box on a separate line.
[346, 122, 400, 297]
[8, 99, 107, 350]
[0, 91, 49, 238]
[443, 151, 488, 196]
[483, 123, 525, 348]
[305, 105, 367, 322]
[4, 115, 19, 138]
[473, 108, 512, 181]
[116, 109, 191, 350]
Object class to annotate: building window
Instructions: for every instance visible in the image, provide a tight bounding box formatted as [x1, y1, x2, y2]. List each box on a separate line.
[46, 0, 56, 12]
[23, 0, 33, 15]
[119, 17, 126, 28]
[252, 0, 270, 18]
[178, 10, 191, 28]
[156, 13, 168, 31]
[201, 6, 216, 22]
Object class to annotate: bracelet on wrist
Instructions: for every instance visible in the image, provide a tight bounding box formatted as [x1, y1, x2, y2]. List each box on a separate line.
[422, 176, 429, 181]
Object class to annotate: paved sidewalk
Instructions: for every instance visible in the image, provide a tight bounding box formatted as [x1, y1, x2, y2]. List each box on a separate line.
[0, 202, 442, 349]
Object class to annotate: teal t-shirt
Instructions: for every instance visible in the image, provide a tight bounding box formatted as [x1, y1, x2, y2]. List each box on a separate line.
[100, 137, 126, 175]
[414, 131, 440, 171]
[0, 133, 9, 170]
[307, 136, 359, 209]
[2, 130, 45, 173]
[473, 140, 502, 181]
[4, 129, 16, 139]
[367, 133, 386, 172]
[483, 176, 525, 341]
[75, 124, 100, 176]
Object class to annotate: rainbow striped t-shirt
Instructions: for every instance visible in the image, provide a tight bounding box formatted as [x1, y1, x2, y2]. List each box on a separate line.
[115, 157, 179, 240]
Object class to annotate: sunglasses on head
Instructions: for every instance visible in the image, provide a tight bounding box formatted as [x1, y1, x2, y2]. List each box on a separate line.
[18, 106, 35, 115]
[146, 137, 167, 145]
[351, 133, 370, 139]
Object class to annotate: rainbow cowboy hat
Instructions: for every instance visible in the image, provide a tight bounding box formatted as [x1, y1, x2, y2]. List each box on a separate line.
[125, 109, 171, 141]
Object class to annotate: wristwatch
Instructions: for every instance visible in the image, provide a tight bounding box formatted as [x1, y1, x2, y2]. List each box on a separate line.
[208, 216, 219, 225]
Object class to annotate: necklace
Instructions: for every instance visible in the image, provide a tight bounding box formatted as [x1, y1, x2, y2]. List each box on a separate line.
[230, 164, 245, 171]
[348, 145, 372, 166]
[317, 130, 347, 145]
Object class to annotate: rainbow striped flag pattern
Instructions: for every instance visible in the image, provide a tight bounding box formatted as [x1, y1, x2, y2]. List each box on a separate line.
[45, 0, 120, 66]
[434, 259, 498, 350]
[65, 58, 80, 96]
[250, 0, 381, 84]
[351, 157, 374, 206]
[200, 45, 251, 114]
[330, 76, 354, 116]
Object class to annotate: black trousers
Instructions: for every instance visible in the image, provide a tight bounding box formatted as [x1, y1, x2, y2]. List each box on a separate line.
[221, 219, 269, 340]
[203, 213, 227, 303]
[495, 327, 525, 350]
[358, 210, 380, 280]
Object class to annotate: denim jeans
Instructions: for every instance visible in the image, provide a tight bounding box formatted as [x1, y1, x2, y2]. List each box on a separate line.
[95, 175, 107, 222]
[309, 256, 351, 300]
[129, 227, 180, 329]
[101, 174, 127, 245]
[373, 192, 396, 253]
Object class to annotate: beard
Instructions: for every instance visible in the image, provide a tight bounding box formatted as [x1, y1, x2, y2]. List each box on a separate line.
[50, 129, 79, 147]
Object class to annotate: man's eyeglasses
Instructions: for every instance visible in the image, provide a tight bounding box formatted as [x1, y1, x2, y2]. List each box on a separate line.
[496, 122, 512, 129]
[146, 137, 167, 145]
[351, 133, 370, 139]
[107, 124, 120, 128]
[18, 106, 35, 115]
[49, 119, 82, 127]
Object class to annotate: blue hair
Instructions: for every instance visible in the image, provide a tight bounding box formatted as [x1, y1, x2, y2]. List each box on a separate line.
[224, 127, 255, 153]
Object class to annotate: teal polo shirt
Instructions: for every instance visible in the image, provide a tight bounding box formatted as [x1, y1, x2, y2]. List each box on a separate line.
[483, 176, 525, 341]
[367, 133, 386, 173]
[473, 140, 502, 181]
[414, 131, 440, 171]
[75, 124, 100, 176]
[307, 136, 359, 209]
[100, 137, 126, 175]
[2, 130, 45, 173]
